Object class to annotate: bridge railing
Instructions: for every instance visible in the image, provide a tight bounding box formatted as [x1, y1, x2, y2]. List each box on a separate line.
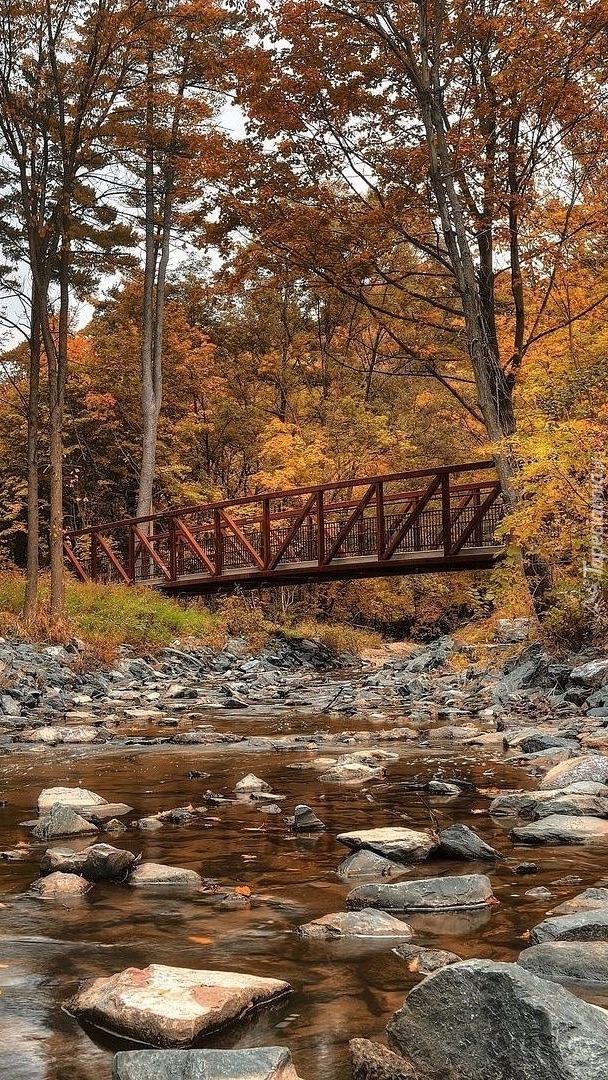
[63, 460, 504, 587]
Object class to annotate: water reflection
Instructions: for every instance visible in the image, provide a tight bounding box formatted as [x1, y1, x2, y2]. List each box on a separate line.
[1, 724, 608, 1079]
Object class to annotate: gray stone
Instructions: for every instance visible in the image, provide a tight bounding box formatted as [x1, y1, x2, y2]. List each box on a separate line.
[495, 618, 537, 644]
[518, 941, 608, 984]
[37, 786, 107, 812]
[292, 805, 325, 832]
[427, 780, 461, 796]
[392, 943, 462, 974]
[128, 862, 202, 888]
[31, 803, 98, 841]
[65, 964, 292, 1047]
[549, 887, 608, 916]
[319, 763, 385, 783]
[510, 814, 608, 845]
[530, 909, 608, 944]
[386, 959, 608, 1079]
[350, 1039, 417, 1080]
[346, 874, 494, 912]
[335, 851, 410, 880]
[514, 862, 539, 875]
[570, 659, 608, 687]
[295, 908, 412, 939]
[525, 886, 553, 900]
[538, 755, 608, 790]
[234, 774, 270, 794]
[337, 827, 438, 864]
[534, 794, 608, 819]
[439, 824, 500, 861]
[112, 1048, 303, 1080]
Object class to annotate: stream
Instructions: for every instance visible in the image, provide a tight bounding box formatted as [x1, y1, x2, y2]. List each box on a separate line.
[2, 705, 608, 1080]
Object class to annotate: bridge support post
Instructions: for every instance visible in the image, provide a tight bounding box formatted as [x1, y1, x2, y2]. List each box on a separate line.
[442, 472, 452, 557]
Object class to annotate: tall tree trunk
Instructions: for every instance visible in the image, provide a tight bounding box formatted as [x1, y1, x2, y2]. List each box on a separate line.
[47, 239, 70, 623]
[24, 289, 40, 619]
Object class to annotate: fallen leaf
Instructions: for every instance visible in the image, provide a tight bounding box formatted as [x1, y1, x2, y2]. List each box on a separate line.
[407, 957, 420, 972]
[521, 929, 531, 940]
[487, 895, 500, 906]
[235, 885, 251, 896]
[188, 935, 213, 945]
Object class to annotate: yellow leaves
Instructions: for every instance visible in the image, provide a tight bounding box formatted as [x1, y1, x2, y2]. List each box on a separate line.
[188, 936, 213, 945]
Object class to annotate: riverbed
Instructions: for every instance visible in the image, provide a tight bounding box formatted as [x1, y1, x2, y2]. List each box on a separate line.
[2, 700, 608, 1080]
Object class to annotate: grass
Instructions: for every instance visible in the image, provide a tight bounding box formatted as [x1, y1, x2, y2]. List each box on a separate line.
[0, 572, 223, 662]
[0, 572, 379, 662]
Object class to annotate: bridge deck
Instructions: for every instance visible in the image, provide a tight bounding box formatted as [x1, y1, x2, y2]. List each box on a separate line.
[64, 460, 505, 593]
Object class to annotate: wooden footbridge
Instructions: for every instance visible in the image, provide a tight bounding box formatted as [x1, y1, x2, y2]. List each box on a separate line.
[63, 460, 505, 593]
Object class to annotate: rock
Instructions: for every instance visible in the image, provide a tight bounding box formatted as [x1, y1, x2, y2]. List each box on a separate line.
[427, 780, 461, 796]
[32, 871, 91, 897]
[350, 1038, 417, 1080]
[319, 763, 385, 783]
[137, 816, 164, 831]
[128, 862, 202, 888]
[295, 908, 413, 939]
[37, 786, 107, 812]
[525, 887, 553, 900]
[336, 827, 438, 864]
[105, 818, 127, 833]
[495, 618, 536, 643]
[533, 794, 608, 819]
[538, 755, 608, 790]
[22, 725, 100, 744]
[292, 805, 326, 832]
[234, 774, 270, 793]
[346, 874, 495, 912]
[513, 862, 539, 875]
[549, 887, 608, 916]
[530, 909, 608, 944]
[510, 814, 608, 845]
[489, 792, 537, 818]
[518, 941, 608, 983]
[112, 1048, 303, 1080]
[570, 658, 608, 687]
[31, 803, 98, 841]
[392, 943, 462, 974]
[64, 964, 291, 1047]
[386, 959, 608, 1079]
[83, 844, 138, 882]
[335, 851, 410, 880]
[439, 824, 500, 861]
[40, 846, 88, 876]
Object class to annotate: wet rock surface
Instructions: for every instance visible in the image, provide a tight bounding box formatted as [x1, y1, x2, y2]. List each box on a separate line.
[518, 941, 608, 983]
[386, 959, 608, 1079]
[112, 1048, 304, 1080]
[64, 964, 292, 1047]
[295, 908, 413, 939]
[346, 874, 495, 912]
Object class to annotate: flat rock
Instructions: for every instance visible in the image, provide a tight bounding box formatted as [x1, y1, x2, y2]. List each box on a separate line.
[518, 941, 608, 983]
[319, 763, 385, 783]
[533, 794, 608, 819]
[31, 803, 98, 841]
[538, 755, 608, 790]
[549, 887, 608, 916]
[346, 874, 494, 912]
[128, 862, 202, 888]
[510, 814, 608, 845]
[38, 787, 107, 811]
[65, 964, 291, 1047]
[350, 1039, 417, 1080]
[392, 943, 462, 974]
[428, 780, 461, 796]
[570, 659, 608, 687]
[22, 725, 99, 744]
[32, 871, 91, 897]
[335, 851, 410, 880]
[439, 824, 500, 861]
[386, 958, 608, 1079]
[112, 1048, 303, 1080]
[530, 909, 608, 944]
[295, 908, 412, 939]
[337, 827, 438, 864]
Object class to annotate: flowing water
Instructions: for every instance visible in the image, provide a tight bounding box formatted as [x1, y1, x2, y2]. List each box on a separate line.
[2, 707, 608, 1080]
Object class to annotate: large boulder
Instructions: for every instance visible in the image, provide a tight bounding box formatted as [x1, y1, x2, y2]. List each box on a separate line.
[128, 862, 202, 888]
[31, 803, 98, 841]
[518, 941, 608, 983]
[336, 827, 438, 864]
[112, 1048, 303, 1080]
[509, 815, 608, 845]
[538, 756, 608, 791]
[346, 874, 494, 912]
[549, 887, 608, 916]
[31, 871, 91, 897]
[40, 843, 138, 883]
[64, 964, 292, 1047]
[37, 787, 107, 812]
[350, 1039, 417, 1080]
[386, 959, 608, 1079]
[295, 909, 413, 939]
[530, 909, 608, 945]
[438, 824, 500, 860]
[569, 659, 608, 688]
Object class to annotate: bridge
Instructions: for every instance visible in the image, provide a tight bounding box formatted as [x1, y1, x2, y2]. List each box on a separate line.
[63, 460, 505, 593]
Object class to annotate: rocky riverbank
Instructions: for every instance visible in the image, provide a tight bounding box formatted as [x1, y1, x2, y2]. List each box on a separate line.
[4, 626, 608, 1078]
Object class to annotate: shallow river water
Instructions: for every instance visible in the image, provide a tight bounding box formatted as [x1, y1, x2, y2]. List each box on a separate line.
[2, 707, 608, 1080]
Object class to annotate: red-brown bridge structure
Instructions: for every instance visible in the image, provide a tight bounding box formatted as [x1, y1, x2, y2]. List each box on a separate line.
[63, 460, 505, 594]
